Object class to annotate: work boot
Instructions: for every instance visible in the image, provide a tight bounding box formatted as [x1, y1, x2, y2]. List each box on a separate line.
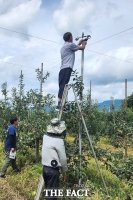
[0, 174, 7, 178]
[63, 106, 69, 113]
[55, 106, 60, 111]
[55, 105, 69, 113]
[13, 168, 21, 173]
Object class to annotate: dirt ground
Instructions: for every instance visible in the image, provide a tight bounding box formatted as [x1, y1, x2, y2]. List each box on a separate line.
[0, 178, 27, 200]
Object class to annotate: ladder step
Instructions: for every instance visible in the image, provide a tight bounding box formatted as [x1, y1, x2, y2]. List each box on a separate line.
[57, 84, 70, 120]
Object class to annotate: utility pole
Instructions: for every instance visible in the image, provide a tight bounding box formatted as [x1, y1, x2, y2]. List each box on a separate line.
[79, 32, 84, 185]
[1, 82, 8, 110]
[19, 70, 23, 121]
[20, 70, 22, 98]
[36, 63, 43, 163]
[90, 80, 91, 107]
[124, 79, 128, 159]
[125, 79, 127, 108]
[20, 70, 22, 94]
[1, 82, 7, 105]
[40, 63, 43, 101]
[4, 82, 7, 105]
[75, 33, 91, 185]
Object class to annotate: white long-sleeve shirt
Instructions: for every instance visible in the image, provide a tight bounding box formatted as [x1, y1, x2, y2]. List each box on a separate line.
[42, 135, 68, 173]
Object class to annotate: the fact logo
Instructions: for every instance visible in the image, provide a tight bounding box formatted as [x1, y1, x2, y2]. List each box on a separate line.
[44, 185, 90, 197]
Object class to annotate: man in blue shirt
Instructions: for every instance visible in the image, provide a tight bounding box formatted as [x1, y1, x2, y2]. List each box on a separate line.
[0, 116, 20, 178]
[56, 32, 87, 112]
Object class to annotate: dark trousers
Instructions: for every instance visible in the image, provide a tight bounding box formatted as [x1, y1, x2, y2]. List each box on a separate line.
[43, 166, 59, 200]
[58, 67, 72, 99]
[1, 151, 17, 175]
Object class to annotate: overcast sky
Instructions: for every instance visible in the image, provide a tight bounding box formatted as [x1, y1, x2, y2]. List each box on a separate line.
[0, 0, 133, 103]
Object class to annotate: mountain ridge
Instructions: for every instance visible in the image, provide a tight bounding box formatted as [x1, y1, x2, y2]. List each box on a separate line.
[98, 99, 123, 111]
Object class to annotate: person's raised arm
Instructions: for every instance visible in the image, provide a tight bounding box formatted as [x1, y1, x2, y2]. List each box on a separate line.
[78, 40, 87, 50]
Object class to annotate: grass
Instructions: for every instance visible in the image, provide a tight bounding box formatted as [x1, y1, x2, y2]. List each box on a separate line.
[0, 142, 41, 199]
[66, 135, 133, 199]
[84, 158, 133, 199]
[0, 136, 133, 200]
[98, 137, 133, 156]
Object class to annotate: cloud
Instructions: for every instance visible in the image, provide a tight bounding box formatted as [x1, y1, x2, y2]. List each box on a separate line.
[0, 56, 14, 62]
[84, 46, 133, 85]
[0, 0, 133, 104]
[0, 0, 25, 15]
[103, 2, 118, 17]
[0, 0, 42, 39]
[89, 80, 133, 103]
[53, 0, 97, 35]
[43, 82, 58, 97]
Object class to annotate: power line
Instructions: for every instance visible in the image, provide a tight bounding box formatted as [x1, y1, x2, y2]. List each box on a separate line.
[0, 59, 60, 78]
[0, 72, 18, 77]
[0, 26, 62, 44]
[1, 45, 133, 72]
[0, 59, 61, 87]
[0, 26, 133, 72]
[24, 59, 60, 77]
[0, 58, 60, 72]
[0, 77, 20, 90]
[45, 59, 60, 68]
[0, 26, 133, 46]
[0, 47, 133, 76]
[0, 60, 37, 69]
[86, 49, 133, 65]
[87, 26, 133, 46]
[7, 77, 20, 88]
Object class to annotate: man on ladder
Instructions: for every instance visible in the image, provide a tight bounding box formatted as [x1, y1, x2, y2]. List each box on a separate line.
[56, 32, 87, 112]
[42, 118, 67, 200]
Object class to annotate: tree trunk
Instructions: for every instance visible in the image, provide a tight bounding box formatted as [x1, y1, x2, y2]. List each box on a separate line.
[123, 136, 128, 159]
[35, 138, 39, 163]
